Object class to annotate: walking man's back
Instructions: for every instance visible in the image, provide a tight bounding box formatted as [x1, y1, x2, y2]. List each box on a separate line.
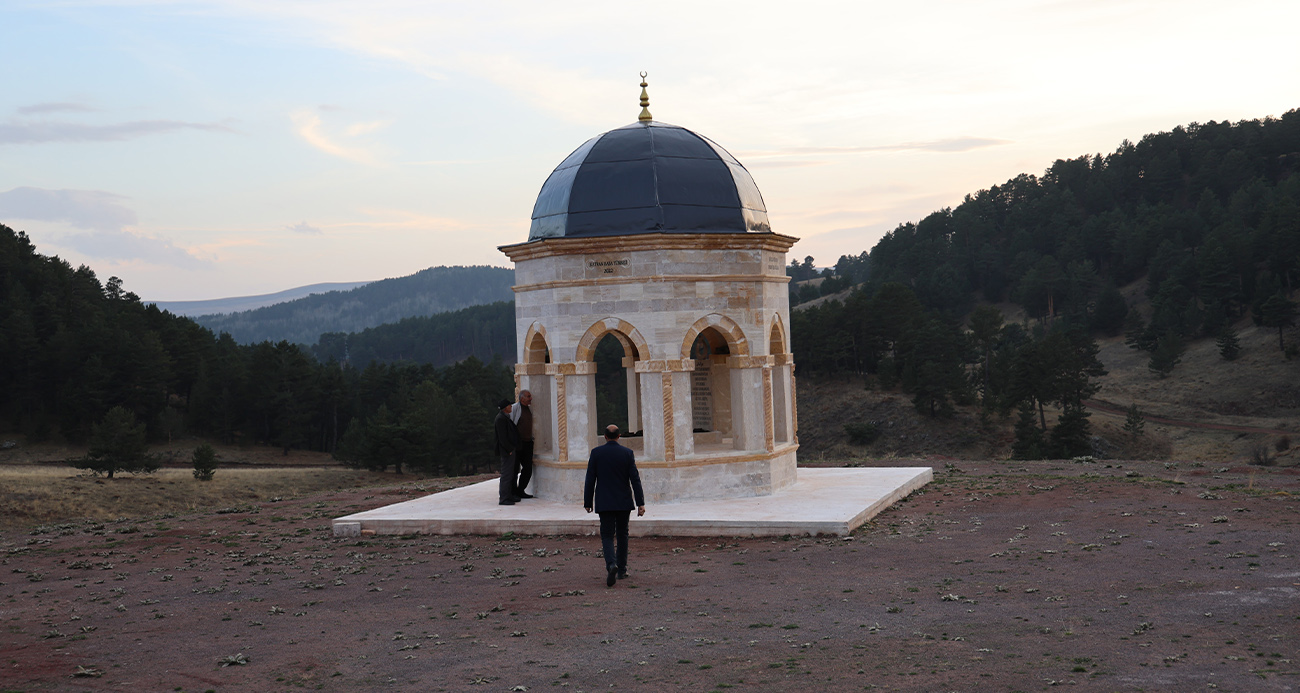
[583, 424, 645, 587]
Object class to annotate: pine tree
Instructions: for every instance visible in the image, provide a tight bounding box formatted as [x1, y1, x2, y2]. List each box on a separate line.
[75, 407, 158, 479]
[1049, 404, 1093, 458]
[1148, 332, 1184, 378]
[1256, 292, 1297, 353]
[192, 443, 218, 481]
[1216, 325, 1241, 361]
[1122, 404, 1146, 436]
[1011, 401, 1044, 460]
[1123, 311, 1156, 352]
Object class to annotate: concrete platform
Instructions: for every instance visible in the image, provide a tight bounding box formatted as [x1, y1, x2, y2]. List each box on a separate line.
[332, 467, 932, 538]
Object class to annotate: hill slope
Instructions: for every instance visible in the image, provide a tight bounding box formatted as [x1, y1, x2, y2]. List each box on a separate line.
[190, 265, 514, 345]
[147, 281, 372, 316]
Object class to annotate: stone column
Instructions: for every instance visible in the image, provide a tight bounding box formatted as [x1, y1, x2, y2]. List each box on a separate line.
[636, 364, 665, 460]
[771, 354, 794, 445]
[727, 355, 775, 452]
[634, 359, 695, 461]
[666, 360, 695, 459]
[544, 361, 597, 463]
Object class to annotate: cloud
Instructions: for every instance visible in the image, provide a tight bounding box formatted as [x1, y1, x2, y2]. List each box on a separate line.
[0, 119, 233, 145]
[737, 137, 1011, 161]
[0, 187, 205, 268]
[287, 221, 322, 235]
[291, 110, 381, 165]
[743, 159, 828, 169]
[60, 229, 207, 268]
[345, 120, 391, 136]
[0, 187, 136, 230]
[907, 137, 1010, 153]
[15, 102, 95, 116]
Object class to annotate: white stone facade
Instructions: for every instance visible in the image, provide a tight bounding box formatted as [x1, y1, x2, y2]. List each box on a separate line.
[499, 232, 800, 504]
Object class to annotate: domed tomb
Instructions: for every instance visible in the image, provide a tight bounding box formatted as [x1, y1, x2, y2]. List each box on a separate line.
[501, 76, 799, 504]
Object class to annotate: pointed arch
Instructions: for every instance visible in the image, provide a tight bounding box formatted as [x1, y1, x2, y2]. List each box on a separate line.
[680, 313, 749, 359]
[522, 321, 551, 364]
[768, 314, 789, 355]
[574, 317, 649, 362]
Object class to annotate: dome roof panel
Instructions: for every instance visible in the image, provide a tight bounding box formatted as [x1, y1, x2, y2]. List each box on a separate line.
[565, 207, 663, 238]
[646, 126, 718, 159]
[568, 159, 659, 213]
[531, 163, 579, 219]
[583, 128, 654, 163]
[726, 162, 767, 213]
[655, 157, 740, 208]
[527, 121, 770, 241]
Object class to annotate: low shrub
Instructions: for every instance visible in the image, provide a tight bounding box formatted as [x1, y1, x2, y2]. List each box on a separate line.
[844, 421, 881, 445]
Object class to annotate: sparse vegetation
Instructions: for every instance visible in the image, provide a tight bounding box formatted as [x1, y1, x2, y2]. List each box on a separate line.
[0, 465, 415, 529]
[1122, 404, 1145, 436]
[843, 421, 881, 445]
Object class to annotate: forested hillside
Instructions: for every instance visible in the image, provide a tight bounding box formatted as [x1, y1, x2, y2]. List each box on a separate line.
[0, 224, 514, 473]
[192, 265, 514, 345]
[311, 301, 515, 368]
[793, 110, 1300, 459]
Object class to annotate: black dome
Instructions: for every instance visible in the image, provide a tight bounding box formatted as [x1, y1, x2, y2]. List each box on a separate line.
[529, 121, 770, 241]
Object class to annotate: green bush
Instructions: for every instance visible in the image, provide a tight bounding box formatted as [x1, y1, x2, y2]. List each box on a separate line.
[192, 443, 219, 481]
[844, 421, 881, 445]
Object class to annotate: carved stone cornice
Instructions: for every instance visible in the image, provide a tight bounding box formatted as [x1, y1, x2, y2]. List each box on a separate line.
[726, 355, 776, 369]
[634, 359, 696, 373]
[545, 361, 598, 376]
[499, 232, 799, 262]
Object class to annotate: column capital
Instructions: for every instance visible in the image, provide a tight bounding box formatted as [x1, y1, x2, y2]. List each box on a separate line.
[545, 361, 597, 376]
[515, 362, 548, 376]
[634, 358, 696, 373]
[726, 355, 776, 369]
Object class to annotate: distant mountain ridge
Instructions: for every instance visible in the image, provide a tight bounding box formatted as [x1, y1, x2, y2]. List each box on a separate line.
[186, 265, 515, 345]
[147, 281, 373, 317]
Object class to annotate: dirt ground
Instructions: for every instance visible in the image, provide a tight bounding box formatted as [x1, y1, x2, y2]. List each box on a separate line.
[2, 458, 1297, 692]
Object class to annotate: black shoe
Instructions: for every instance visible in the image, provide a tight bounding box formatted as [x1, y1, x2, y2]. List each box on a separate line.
[499, 499, 517, 505]
[517, 492, 534, 499]
[617, 570, 628, 580]
[509, 496, 522, 502]
[606, 566, 617, 587]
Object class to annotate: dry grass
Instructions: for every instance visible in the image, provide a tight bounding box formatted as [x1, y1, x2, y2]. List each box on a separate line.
[1092, 317, 1300, 461]
[0, 465, 406, 530]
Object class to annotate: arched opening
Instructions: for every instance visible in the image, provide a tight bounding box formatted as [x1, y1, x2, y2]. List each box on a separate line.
[690, 327, 734, 447]
[576, 320, 645, 452]
[525, 328, 551, 364]
[593, 333, 632, 433]
[769, 316, 788, 356]
[770, 318, 792, 444]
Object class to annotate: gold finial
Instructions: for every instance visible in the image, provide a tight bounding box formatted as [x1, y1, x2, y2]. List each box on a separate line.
[638, 71, 652, 122]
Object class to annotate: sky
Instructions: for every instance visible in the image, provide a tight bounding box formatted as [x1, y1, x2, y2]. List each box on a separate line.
[1, 1, 1298, 301]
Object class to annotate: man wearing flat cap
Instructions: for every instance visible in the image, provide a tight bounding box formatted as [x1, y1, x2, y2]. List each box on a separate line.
[493, 399, 521, 505]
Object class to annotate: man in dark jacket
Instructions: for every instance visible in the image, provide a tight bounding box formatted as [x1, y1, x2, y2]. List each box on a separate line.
[494, 399, 521, 506]
[583, 424, 646, 587]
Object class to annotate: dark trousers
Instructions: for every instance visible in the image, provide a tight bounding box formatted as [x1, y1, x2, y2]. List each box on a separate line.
[498, 452, 517, 502]
[598, 511, 630, 571]
[515, 440, 534, 494]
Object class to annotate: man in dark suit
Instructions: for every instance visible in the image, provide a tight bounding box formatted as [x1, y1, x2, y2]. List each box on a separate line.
[584, 424, 646, 587]
[494, 399, 521, 506]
